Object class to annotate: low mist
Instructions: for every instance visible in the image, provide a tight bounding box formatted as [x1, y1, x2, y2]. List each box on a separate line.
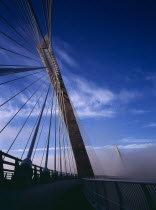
[88, 144, 156, 181]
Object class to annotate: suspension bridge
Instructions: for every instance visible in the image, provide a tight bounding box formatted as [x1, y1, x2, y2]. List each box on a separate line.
[0, 0, 156, 209]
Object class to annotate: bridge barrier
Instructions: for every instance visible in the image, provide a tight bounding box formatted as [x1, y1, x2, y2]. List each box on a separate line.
[83, 178, 156, 210]
[0, 151, 77, 187]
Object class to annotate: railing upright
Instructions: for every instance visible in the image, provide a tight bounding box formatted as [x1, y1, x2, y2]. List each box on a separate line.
[33, 165, 38, 184]
[0, 151, 4, 184]
[114, 182, 124, 210]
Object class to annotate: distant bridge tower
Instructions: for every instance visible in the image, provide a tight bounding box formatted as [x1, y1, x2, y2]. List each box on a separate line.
[36, 37, 94, 178]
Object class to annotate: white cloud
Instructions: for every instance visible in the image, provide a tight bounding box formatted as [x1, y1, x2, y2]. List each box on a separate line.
[63, 73, 140, 118]
[54, 41, 78, 68]
[77, 108, 116, 118]
[131, 109, 149, 114]
[117, 90, 140, 103]
[93, 142, 156, 150]
[146, 73, 156, 81]
[73, 76, 114, 105]
[10, 146, 71, 152]
[118, 143, 155, 149]
[143, 123, 156, 128]
[88, 140, 156, 152]
[120, 137, 154, 143]
[65, 75, 115, 118]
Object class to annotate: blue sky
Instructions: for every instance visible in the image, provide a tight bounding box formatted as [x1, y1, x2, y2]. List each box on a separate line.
[1, 0, 156, 176]
[52, 0, 156, 148]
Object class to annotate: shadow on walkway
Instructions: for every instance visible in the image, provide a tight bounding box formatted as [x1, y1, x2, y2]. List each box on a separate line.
[54, 184, 94, 210]
[0, 180, 94, 210]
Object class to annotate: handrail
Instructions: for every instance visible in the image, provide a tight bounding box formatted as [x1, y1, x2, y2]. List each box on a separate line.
[0, 150, 77, 185]
[84, 178, 156, 185]
[83, 178, 156, 210]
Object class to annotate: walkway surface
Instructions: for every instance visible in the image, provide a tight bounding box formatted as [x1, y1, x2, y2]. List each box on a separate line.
[0, 180, 94, 210]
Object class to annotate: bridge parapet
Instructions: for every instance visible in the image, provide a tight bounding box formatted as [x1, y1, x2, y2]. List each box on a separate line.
[0, 151, 77, 187]
[83, 178, 156, 210]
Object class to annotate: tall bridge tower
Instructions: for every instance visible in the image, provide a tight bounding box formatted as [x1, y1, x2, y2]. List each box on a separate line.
[37, 37, 94, 178]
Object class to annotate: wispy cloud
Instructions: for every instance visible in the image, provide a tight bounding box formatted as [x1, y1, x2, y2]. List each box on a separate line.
[64, 74, 116, 118]
[143, 123, 156, 128]
[120, 137, 154, 143]
[117, 90, 141, 103]
[119, 143, 155, 149]
[55, 46, 77, 68]
[54, 38, 78, 68]
[131, 109, 149, 114]
[145, 73, 156, 81]
[63, 73, 141, 118]
[9, 146, 69, 152]
[93, 142, 156, 150]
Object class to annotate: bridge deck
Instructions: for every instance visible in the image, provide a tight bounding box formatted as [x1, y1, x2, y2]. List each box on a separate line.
[0, 180, 93, 210]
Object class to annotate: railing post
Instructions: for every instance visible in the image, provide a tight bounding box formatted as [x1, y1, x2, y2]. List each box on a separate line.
[33, 165, 38, 184]
[114, 182, 124, 210]
[0, 151, 4, 184]
[103, 182, 109, 210]
[39, 167, 42, 183]
[40, 168, 50, 184]
[15, 158, 19, 171]
[12, 158, 19, 185]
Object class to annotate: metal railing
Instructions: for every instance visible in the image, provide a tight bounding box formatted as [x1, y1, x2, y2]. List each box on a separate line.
[83, 178, 156, 210]
[0, 151, 77, 186]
